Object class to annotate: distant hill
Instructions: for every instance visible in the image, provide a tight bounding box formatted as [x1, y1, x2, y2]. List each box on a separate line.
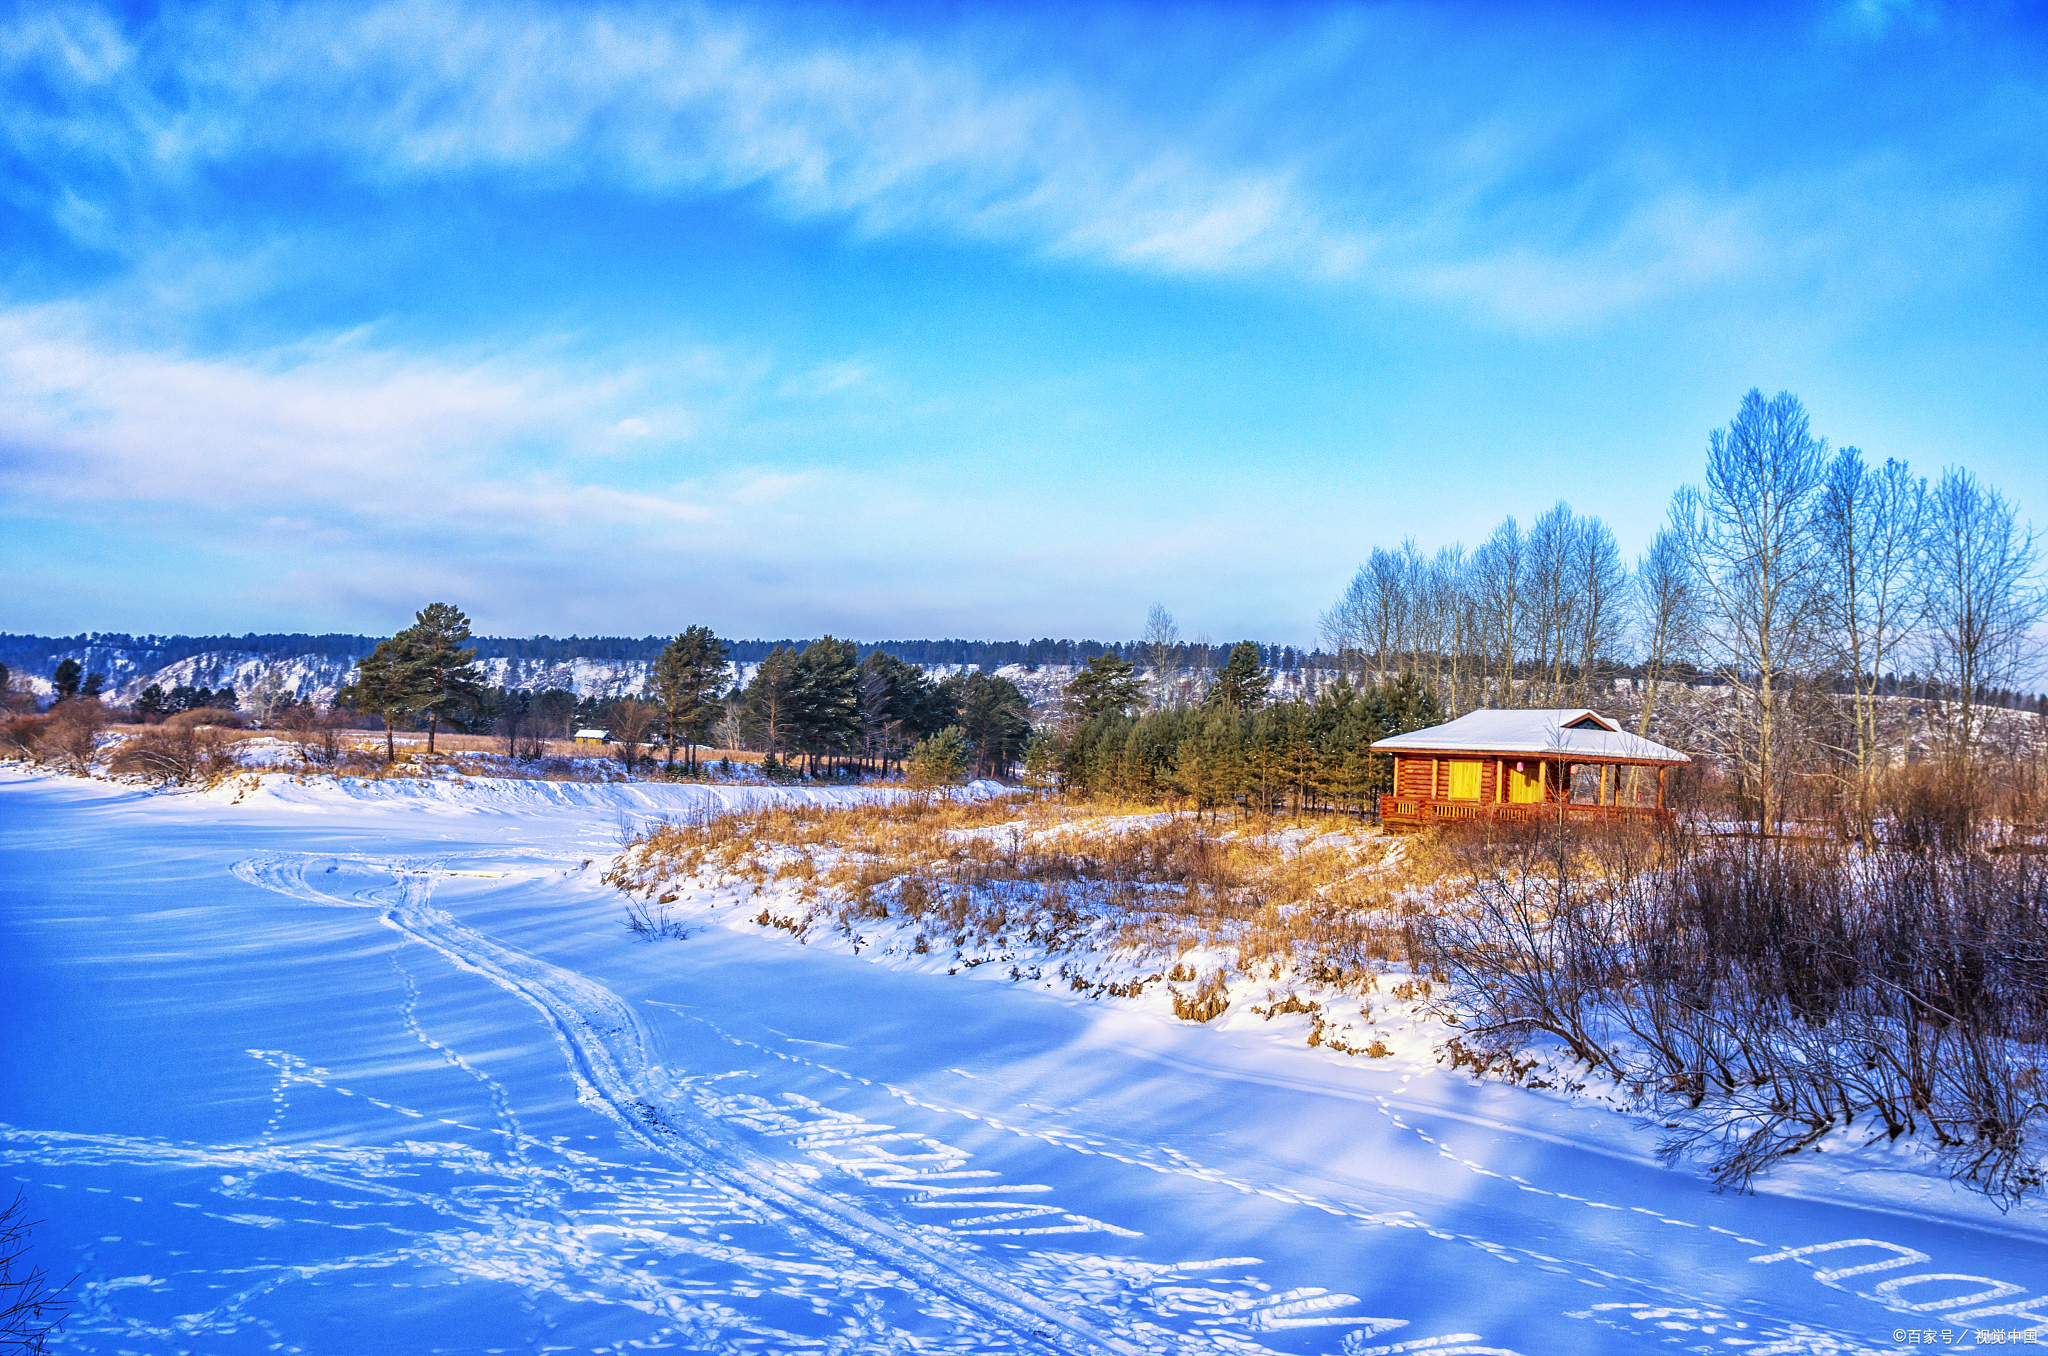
[0, 632, 1326, 707]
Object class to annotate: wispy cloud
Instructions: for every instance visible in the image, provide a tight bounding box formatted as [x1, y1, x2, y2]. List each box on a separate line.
[9, 2, 2032, 329]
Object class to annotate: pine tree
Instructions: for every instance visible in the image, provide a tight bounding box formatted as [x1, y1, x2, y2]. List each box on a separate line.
[790, 637, 861, 775]
[650, 626, 730, 770]
[1211, 641, 1271, 716]
[342, 636, 421, 764]
[399, 603, 484, 753]
[946, 671, 1032, 778]
[746, 647, 801, 759]
[1065, 652, 1144, 720]
[52, 658, 81, 701]
[134, 683, 167, 721]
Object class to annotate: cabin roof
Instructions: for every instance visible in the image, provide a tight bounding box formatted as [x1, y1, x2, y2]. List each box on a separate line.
[573, 728, 610, 740]
[1368, 708, 1689, 764]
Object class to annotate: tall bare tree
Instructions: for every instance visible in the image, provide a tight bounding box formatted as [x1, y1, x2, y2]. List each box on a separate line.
[1142, 604, 1183, 709]
[1469, 518, 1525, 706]
[1918, 467, 2044, 768]
[1815, 449, 1925, 841]
[1672, 389, 1831, 834]
[1572, 515, 1627, 706]
[1631, 527, 1698, 739]
[1524, 502, 1580, 705]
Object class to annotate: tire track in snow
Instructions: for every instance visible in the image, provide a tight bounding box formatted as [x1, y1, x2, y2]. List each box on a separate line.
[237, 853, 1149, 1355]
[667, 1009, 1922, 1355]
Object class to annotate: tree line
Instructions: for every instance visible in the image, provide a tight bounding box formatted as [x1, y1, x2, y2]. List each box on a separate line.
[320, 606, 1038, 781]
[1036, 642, 1445, 817]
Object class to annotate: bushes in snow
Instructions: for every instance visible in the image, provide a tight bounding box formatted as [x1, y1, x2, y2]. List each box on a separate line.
[1409, 809, 2048, 1204]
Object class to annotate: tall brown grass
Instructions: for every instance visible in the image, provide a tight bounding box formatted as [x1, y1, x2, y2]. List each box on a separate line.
[607, 796, 1421, 1000]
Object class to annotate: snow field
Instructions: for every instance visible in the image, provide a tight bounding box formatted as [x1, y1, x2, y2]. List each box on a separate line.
[2, 769, 2045, 1354]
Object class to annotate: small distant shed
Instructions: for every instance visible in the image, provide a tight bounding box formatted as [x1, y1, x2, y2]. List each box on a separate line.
[1369, 708, 1688, 830]
[573, 728, 611, 748]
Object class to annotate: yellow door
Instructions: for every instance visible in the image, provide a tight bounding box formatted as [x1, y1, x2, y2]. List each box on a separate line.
[1507, 763, 1545, 803]
[1447, 760, 1482, 801]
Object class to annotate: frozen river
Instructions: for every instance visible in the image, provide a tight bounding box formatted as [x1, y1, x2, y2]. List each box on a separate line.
[3, 771, 2043, 1353]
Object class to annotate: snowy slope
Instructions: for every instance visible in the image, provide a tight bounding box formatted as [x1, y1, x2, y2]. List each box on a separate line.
[2, 769, 2043, 1355]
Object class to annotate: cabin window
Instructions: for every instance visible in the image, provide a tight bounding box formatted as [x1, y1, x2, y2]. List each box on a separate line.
[1507, 762, 1545, 803]
[1447, 760, 1482, 801]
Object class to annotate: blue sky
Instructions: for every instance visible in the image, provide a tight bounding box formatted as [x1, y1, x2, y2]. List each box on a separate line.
[3, 0, 2044, 644]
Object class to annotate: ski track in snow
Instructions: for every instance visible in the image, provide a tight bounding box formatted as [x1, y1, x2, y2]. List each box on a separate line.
[215, 851, 1487, 1354]
[5, 806, 2039, 1353]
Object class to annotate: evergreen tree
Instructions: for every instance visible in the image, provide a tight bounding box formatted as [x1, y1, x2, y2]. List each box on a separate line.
[745, 646, 802, 758]
[650, 626, 730, 770]
[856, 652, 949, 774]
[906, 726, 969, 789]
[52, 658, 81, 700]
[945, 670, 1032, 778]
[1211, 641, 1271, 715]
[789, 637, 861, 774]
[135, 683, 167, 721]
[398, 603, 485, 753]
[211, 684, 235, 711]
[1065, 652, 1144, 720]
[342, 635, 422, 763]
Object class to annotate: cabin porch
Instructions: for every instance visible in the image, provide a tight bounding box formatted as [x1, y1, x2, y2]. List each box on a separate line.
[1378, 752, 1673, 831]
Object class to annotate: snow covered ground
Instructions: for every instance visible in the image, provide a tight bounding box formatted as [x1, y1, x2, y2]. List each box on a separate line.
[3, 769, 2045, 1355]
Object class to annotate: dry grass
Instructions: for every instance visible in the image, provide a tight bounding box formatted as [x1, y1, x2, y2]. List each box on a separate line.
[607, 795, 1432, 1004]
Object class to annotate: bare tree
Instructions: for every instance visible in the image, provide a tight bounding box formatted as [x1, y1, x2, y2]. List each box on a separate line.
[1672, 389, 1831, 834]
[1573, 515, 1628, 706]
[1918, 468, 2045, 768]
[1631, 527, 1699, 738]
[1469, 518, 1525, 707]
[1424, 545, 1469, 713]
[1320, 544, 1418, 681]
[1815, 449, 1925, 843]
[1524, 502, 1580, 705]
[1142, 604, 1183, 709]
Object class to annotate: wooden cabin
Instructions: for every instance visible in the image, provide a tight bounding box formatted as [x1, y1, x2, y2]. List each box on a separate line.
[1369, 708, 1688, 831]
[572, 728, 611, 748]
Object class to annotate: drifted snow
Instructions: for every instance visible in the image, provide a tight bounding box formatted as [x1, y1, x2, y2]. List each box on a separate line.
[2, 769, 2044, 1355]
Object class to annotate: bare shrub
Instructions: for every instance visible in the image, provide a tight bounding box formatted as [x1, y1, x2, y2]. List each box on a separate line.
[0, 715, 51, 763]
[33, 701, 108, 772]
[109, 725, 240, 786]
[279, 705, 343, 767]
[1, 1190, 72, 1353]
[163, 707, 245, 730]
[1411, 815, 2048, 1205]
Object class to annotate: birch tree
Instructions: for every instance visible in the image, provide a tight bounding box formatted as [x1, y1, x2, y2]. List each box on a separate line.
[1918, 468, 2044, 769]
[1470, 518, 1525, 706]
[1814, 449, 1925, 841]
[1672, 389, 1830, 834]
[1143, 604, 1183, 709]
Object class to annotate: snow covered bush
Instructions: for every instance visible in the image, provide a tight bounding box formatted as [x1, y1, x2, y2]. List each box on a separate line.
[109, 724, 240, 786]
[1411, 819, 2048, 1204]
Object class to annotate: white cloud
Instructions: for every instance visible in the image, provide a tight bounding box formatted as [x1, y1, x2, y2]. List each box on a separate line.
[17, 0, 2012, 328]
[0, 306, 723, 537]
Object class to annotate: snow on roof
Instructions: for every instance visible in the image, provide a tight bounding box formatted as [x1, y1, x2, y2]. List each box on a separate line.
[1369, 709, 1689, 763]
[573, 728, 610, 740]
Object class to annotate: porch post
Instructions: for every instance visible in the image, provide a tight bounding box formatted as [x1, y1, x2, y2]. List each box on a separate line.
[1657, 766, 1667, 811]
